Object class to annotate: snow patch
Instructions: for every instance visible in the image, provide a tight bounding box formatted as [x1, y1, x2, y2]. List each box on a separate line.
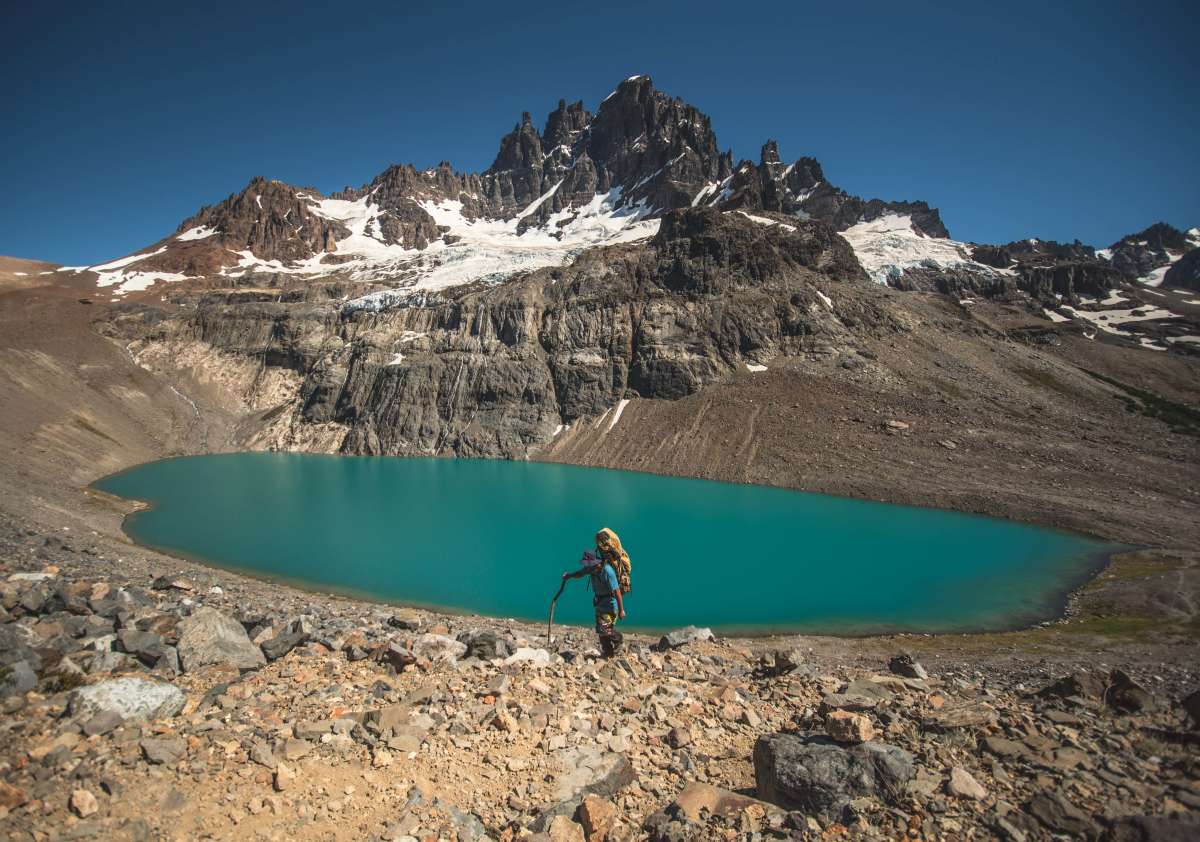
[816, 290, 833, 309]
[1044, 309, 1071, 323]
[1139, 266, 1170, 287]
[176, 225, 217, 241]
[1060, 305, 1179, 334]
[607, 399, 630, 431]
[737, 211, 796, 232]
[88, 246, 168, 273]
[346, 188, 659, 312]
[745, 363, 768, 372]
[840, 214, 1000, 285]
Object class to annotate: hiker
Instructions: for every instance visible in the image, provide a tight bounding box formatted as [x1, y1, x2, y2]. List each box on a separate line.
[562, 549, 625, 656]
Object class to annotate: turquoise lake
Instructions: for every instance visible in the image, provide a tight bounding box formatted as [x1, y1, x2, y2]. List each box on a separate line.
[93, 453, 1113, 634]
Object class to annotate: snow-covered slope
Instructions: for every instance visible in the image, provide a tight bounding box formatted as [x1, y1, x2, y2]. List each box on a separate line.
[839, 214, 1001, 285]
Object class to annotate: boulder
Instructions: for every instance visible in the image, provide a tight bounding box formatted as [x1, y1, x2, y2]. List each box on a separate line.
[1027, 790, 1096, 838]
[820, 692, 879, 713]
[670, 781, 782, 823]
[576, 794, 616, 840]
[506, 647, 551, 665]
[69, 677, 185, 723]
[1039, 671, 1109, 702]
[666, 727, 692, 749]
[176, 606, 265, 672]
[387, 609, 422, 631]
[459, 629, 511, 660]
[547, 815, 585, 842]
[140, 737, 187, 765]
[380, 642, 416, 671]
[1107, 669, 1154, 713]
[70, 789, 98, 818]
[0, 781, 29, 810]
[0, 660, 37, 697]
[888, 653, 928, 680]
[260, 619, 310, 661]
[411, 633, 466, 662]
[0, 625, 41, 670]
[1183, 688, 1200, 729]
[531, 748, 634, 832]
[825, 710, 875, 743]
[118, 629, 167, 665]
[921, 700, 998, 732]
[947, 766, 987, 800]
[753, 733, 914, 822]
[771, 648, 806, 675]
[656, 626, 714, 650]
[1105, 814, 1200, 842]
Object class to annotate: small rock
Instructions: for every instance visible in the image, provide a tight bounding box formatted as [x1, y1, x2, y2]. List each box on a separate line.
[82, 709, 124, 737]
[140, 737, 186, 765]
[825, 710, 875, 743]
[547, 815, 585, 842]
[70, 789, 98, 818]
[577, 794, 616, 840]
[274, 762, 295, 792]
[947, 766, 987, 800]
[666, 727, 692, 749]
[492, 710, 519, 732]
[0, 781, 29, 810]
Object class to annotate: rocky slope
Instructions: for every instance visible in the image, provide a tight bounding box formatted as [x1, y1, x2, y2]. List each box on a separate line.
[0, 520, 1197, 842]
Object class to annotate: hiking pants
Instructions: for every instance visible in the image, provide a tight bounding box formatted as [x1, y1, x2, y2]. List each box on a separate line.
[594, 608, 622, 656]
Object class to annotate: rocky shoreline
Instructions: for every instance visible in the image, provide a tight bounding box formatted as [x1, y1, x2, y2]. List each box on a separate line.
[1, 507, 1198, 841]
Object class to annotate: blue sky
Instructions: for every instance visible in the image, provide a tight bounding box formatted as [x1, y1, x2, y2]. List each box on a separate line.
[2, 1, 1196, 265]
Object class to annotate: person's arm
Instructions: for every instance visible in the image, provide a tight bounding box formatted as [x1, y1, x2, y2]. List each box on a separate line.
[561, 567, 586, 581]
[615, 587, 625, 620]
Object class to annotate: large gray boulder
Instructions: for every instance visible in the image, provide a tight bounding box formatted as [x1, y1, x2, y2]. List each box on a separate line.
[530, 748, 635, 832]
[753, 733, 914, 822]
[656, 626, 714, 650]
[411, 633, 466, 662]
[69, 677, 185, 723]
[0, 661, 37, 697]
[176, 606, 265, 672]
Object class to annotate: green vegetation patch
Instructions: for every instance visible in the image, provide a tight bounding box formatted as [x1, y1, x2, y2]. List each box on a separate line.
[1084, 369, 1200, 436]
[1013, 365, 1076, 398]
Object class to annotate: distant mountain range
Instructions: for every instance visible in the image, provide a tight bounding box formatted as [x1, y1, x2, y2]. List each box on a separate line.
[36, 74, 1196, 306]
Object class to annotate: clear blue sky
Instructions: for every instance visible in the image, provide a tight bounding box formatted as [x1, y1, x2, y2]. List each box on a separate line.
[2, 1, 1196, 265]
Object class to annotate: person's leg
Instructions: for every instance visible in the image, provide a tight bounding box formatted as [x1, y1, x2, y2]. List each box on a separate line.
[595, 610, 617, 656]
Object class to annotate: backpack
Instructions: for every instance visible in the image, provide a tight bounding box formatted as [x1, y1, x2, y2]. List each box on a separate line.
[596, 527, 632, 594]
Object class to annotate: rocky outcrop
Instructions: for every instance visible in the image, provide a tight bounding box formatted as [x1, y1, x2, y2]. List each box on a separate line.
[1164, 247, 1200, 291]
[1105, 222, 1195, 281]
[112, 207, 878, 459]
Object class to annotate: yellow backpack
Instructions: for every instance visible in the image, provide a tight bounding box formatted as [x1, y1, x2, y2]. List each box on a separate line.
[596, 527, 632, 594]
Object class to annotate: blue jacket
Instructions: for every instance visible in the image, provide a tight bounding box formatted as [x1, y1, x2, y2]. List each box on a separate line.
[588, 561, 619, 613]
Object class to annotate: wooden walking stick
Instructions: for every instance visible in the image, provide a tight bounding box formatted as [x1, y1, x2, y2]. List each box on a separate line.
[547, 577, 568, 647]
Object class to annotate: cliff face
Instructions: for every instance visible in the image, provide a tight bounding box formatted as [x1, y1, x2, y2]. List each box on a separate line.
[104, 209, 881, 459]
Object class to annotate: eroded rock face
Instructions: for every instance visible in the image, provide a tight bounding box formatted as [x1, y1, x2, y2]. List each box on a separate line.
[118, 207, 878, 460]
